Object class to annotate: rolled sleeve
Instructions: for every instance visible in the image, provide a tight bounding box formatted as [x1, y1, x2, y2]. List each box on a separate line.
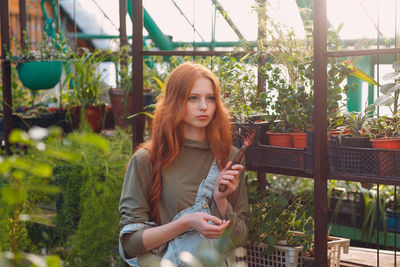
[119, 149, 153, 258]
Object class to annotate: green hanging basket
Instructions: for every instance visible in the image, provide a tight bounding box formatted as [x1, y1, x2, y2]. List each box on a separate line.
[17, 61, 63, 90]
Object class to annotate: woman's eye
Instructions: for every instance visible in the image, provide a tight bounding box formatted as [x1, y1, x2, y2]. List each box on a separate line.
[207, 96, 216, 101]
[188, 96, 198, 101]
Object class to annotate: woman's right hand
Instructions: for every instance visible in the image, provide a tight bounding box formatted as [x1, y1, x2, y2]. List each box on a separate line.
[180, 212, 230, 239]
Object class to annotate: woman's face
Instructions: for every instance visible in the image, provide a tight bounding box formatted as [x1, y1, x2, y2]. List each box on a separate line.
[181, 77, 217, 140]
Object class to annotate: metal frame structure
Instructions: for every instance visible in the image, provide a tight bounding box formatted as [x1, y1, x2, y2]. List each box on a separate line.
[1, 0, 400, 266]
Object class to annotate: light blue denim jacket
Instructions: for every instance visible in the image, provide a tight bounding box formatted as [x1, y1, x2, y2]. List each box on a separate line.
[119, 159, 220, 266]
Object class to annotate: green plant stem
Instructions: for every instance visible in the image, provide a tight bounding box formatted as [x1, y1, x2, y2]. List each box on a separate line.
[11, 182, 19, 267]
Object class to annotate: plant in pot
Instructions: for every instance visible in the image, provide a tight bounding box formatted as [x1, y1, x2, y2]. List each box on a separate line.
[66, 48, 109, 132]
[332, 104, 375, 148]
[372, 61, 400, 149]
[267, 82, 313, 148]
[248, 178, 315, 259]
[264, 65, 296, 148]
[109, 46, 133, 128]
[7, 31, 69, 91]
[109, 47, 161, 129]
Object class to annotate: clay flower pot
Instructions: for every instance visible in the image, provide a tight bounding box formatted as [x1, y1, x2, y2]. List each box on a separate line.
[291, 132, 307, 149]
[267, 131, 292, 147]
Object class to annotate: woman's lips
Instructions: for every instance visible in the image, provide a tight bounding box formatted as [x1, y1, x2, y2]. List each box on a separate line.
[197, 115, 209, 120]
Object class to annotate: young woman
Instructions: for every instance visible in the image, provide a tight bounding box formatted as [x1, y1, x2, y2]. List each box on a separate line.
[119, 62, 249, 266]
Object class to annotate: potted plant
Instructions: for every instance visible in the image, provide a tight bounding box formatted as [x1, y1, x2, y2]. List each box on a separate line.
[248, 178, 314, 256]
[266, 67, 296, 148]
[66, 48, 109, 132]
[109, 46, 133, 128]
[372, 61, 400, 147]
[331, 104, 375, 148]
[109, 47, 160, 129]
[7, 32, 69, 91]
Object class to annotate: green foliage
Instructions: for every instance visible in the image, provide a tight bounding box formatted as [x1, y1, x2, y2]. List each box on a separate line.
[0, 66, 32, 112]
[0, 126, 132, 266]
[53, 164, 84, 241]
[374, 61, 400, 115]
[0, 127, 70, 265]
[331, 104, 375, 141]
[369, 112, 400, 137]
[64, 48, 110, 107]
[44, 129, 131, 266]
[247, 175, 314, 255]
[6, 31, 70, 65]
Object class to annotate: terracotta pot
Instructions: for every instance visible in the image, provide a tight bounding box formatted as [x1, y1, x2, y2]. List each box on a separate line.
[84, 104, 106, 132]
[371, 137, 400, 177]
[104, 105, 115, 129]
[291, 132, 307, 149]
[267, 131, 292, 147]
[108, 88, 133, 128]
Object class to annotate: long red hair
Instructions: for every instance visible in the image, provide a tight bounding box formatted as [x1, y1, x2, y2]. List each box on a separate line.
[142, 62, 232, 224]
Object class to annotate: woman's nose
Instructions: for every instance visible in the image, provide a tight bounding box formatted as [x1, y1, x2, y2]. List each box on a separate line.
[199, 98, 207, 110]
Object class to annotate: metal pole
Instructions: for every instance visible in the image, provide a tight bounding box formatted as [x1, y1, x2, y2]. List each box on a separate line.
[131, 0, 144, 150]
[313, 0, 328, 265]
[1, 0, 13, 155]
[19, 0, 27, 49]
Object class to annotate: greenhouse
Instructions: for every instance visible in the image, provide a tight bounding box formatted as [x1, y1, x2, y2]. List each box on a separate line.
[2, 0, 400, 266]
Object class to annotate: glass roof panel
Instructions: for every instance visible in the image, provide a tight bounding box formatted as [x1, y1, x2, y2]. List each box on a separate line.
[60, 0, 400, 51]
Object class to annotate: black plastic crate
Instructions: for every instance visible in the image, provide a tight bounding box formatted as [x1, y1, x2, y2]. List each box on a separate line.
[329, 137, 400, 178]
[232, 121, 269, 169]
[249, 132, 314, 173]
[328, 189, 364, 228]
[232, 122, 313, 173]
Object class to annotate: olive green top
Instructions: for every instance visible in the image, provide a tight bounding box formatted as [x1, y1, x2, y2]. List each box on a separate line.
[119, 138, 249, 259]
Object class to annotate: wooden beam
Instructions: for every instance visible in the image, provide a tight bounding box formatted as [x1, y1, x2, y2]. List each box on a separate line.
[1, 0, 13, 155]
[313, 0, 328, 265]
[131, 0, 144, 149]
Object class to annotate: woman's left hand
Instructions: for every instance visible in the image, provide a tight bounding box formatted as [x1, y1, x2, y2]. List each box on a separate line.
[213, 161, 243, 200]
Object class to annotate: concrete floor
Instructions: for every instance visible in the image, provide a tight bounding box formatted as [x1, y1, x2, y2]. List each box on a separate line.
[340, 247, 400, 267]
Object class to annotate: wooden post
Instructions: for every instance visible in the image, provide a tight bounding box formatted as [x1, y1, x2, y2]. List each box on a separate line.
[313, 0, 328, 266]
[131, 0, 144, 150]
[1, 0, 13, 155]
[119, 0, 128, 47]
[19, 0, 27, 49]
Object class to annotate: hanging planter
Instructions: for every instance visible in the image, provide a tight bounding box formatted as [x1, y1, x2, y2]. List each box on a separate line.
[17, 61, 63, 90]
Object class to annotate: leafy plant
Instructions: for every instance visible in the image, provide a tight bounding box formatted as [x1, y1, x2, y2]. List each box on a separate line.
[374, 61, 400, 116]
[65, 48, 109, 107]
[6, 31, 70, 64]
[195, 55, 272, 119]
[0, 126, 75, 266]
[369, 113, 400, 138]
[332, 104, 375, 142]
[247, 178, 314, 255]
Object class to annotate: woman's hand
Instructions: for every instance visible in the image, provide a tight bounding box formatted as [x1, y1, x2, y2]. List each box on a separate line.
[213, 161, 243, 218]
[214, 161, 243, 200]
[180, 212, 230, 239]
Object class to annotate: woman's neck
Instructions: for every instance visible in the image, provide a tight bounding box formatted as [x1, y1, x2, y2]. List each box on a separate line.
[183, 127, 207, 142]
